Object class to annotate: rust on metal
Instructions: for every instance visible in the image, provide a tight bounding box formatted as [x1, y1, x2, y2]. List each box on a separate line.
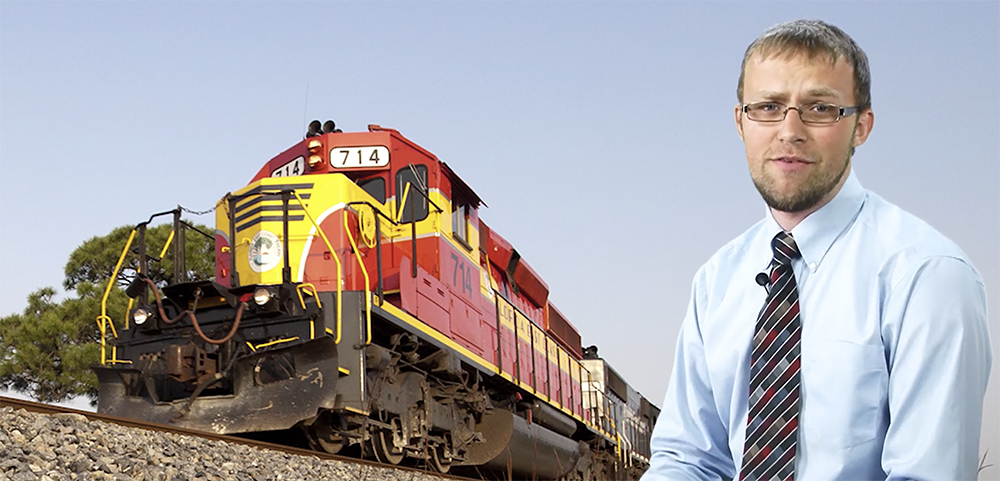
[166, 342, 217, 383]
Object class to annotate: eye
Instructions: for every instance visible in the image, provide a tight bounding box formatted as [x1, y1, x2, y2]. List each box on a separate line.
[755, 102, 782, 112]
[809, 103, 835, 113]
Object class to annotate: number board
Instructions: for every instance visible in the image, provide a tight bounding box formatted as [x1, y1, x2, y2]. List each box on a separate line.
[271, 156, 305, 177]
[331, 146, 390, 169]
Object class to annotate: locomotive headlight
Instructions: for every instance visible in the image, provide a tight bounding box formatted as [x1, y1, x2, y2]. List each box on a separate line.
[308, 154, 324, 169]
[253, 287, 273, 306]
[133, 307, 150, 325]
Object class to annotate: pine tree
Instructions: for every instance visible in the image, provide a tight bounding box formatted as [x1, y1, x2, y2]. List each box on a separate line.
[0, 222, 213, 403]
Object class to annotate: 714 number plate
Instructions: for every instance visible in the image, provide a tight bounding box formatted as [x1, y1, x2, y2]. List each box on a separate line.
[271, 156, 304, 177]
[332, 146, 390, 169]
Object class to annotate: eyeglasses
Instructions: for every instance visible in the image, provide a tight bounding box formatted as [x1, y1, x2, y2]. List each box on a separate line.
[742, 102, 860, 124]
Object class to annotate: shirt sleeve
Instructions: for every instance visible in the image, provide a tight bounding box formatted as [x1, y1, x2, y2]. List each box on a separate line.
[880, 256, 992, 481]
[642, 268, 736, 481]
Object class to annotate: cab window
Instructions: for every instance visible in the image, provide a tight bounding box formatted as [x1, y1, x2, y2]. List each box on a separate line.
[452, 190, 470, 246]
[396, 165, 428, 223]
[358, 177, 385, 204]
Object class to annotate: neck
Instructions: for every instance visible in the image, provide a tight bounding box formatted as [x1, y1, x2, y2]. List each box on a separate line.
[771, 208, 815, 232]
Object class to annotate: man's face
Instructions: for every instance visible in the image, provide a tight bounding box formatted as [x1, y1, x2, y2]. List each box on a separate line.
[735, 52, 874, 213]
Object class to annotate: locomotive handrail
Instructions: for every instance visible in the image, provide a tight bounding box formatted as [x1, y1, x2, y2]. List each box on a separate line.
[130, 209, 201, 301]
[394, 180, 445, 279]
[345, 199, 400, 302]
[157, 220, 213, 260]
[343, 207, 372, 346]
[97, 228, 136, 365]
[290, 191, 343, 344]
[159, 229, 175, 259]
[339, 179, 443, 345]
[344, 199, 400, 339]
[99, 208, 204, 365]
[224, 187, 347, 343]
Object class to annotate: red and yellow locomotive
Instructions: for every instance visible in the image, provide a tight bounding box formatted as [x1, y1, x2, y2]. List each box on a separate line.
[94, 121, 659, 480]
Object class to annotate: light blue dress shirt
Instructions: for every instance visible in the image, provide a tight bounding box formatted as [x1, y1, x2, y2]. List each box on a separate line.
[643, 171, 992, 481]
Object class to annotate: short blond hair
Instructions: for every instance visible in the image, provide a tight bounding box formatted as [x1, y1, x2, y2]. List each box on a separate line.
[737, 19, 871, 111]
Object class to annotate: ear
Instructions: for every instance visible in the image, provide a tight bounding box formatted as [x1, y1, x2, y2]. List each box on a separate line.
[852, 108, 875, 147]
[735, 104, 745, 140]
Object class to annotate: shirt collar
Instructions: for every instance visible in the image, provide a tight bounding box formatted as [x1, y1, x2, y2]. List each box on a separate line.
[762, 169, 868, 269]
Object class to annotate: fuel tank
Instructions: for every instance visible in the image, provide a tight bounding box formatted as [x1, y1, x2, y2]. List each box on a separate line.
[466, 408, 586, 480]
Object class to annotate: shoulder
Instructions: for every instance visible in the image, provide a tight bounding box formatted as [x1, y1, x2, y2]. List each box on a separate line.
[694, 219, 770, 288]
[855, 191, 982, 290]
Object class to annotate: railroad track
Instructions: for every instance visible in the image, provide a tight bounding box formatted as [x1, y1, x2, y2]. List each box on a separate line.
[0, 396, 488, 481]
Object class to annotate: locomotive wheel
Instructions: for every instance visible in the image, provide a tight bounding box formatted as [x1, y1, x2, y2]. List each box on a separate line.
[370, 418, 405, 465]
[429, 442, 451, 474]
[307, 420, 345, 455]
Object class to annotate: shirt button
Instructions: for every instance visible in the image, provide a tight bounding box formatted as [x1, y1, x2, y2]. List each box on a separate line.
[809, 262, 817, 271]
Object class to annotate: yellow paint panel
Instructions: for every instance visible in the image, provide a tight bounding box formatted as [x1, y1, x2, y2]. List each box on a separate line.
[532, 324, 546, 354]
[217, 175, 392, 287]
[516, 312, 531, 342]
[559, 349, 569, 373]
[570, 359, 581, 381]
[498, 297, 515, 330]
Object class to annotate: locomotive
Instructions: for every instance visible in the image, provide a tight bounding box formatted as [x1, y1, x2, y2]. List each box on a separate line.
[93, 121, 660, 480]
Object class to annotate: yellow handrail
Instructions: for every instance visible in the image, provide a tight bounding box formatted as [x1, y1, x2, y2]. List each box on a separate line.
[291, 191, 342, 344]
[344, 207, 372, 346]
[159, 229, 174, 259]
[124, 298, 134, 330]
[296, 283, 322, 310]
[296, 283, 322, 340]
[97, 229, 137, 365]
[396, 182, 411, 224]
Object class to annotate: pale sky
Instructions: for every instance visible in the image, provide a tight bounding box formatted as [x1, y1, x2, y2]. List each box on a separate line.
[2, 0, 997, 465]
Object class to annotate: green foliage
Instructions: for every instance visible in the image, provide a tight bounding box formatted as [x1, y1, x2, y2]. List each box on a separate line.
[0, 221, 214, 403]
[64, 223, 215, 290]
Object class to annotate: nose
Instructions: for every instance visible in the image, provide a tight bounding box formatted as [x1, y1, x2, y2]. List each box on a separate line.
[777, 108, 808, 143]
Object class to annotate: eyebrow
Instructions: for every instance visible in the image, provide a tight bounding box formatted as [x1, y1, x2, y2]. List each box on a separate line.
[803, 87, 841, 99]
[754, 91, 788, 102]
[750, 88, 843, 102]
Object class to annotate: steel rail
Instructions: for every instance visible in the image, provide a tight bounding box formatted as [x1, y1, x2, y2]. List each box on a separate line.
[0, 396, 485, 481]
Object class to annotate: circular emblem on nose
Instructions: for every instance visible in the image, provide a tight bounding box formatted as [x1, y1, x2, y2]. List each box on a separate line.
[248, 230, 283, 273]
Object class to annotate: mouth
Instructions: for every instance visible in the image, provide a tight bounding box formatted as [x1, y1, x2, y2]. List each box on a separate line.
[770, 155, 812, 164]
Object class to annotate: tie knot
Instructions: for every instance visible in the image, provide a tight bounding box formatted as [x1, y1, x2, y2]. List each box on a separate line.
[771, 231, 801, 265]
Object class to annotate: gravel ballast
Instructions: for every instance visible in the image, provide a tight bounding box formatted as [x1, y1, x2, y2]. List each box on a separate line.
[0, 406, 448, 481]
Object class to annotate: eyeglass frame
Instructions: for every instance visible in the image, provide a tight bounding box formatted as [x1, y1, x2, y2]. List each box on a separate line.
[741, 102, 861, 125]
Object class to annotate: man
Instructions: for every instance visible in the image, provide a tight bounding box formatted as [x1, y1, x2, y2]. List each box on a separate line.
[643, 20, 992, 481]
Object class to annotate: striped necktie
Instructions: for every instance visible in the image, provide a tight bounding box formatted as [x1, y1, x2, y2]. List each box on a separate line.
[742, 231, 802, 481]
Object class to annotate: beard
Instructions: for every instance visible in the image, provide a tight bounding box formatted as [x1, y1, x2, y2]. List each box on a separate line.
[751, 152, 851, 213]
[751, 127, 857, 213]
